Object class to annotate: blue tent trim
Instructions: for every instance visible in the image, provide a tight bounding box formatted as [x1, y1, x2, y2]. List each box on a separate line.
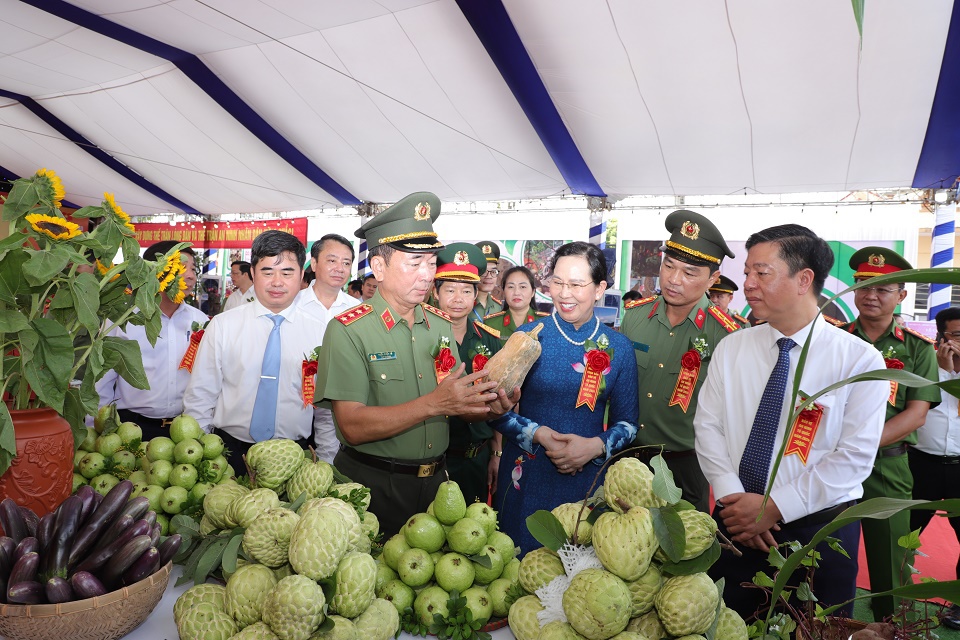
[456, 0, 605, 197]
[22, 0, 362, 207]
[0, 88, 199, 214]
[913, 0, 960, 190]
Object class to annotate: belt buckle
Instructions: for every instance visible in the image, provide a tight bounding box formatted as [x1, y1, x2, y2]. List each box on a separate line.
[160, 419, 174, 428]
[465, 444, 480, 459]
[417, 462, 437, 478]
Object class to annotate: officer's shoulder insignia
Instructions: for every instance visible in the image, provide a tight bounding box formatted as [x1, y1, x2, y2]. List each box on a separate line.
[733, 313, 750, 325]
[822, 315, 846, 327]
[624, 295, 658, 310]
[902, 326, 935, 344]
[491, 296, 503, 305]
[422, 303, 451, 322]
[534, 311, 549, 317]
[474, 321, 501, 339]
[707, 305, 740, 333]
[484, 310, 507, 320]
[336, 304, 372, 325]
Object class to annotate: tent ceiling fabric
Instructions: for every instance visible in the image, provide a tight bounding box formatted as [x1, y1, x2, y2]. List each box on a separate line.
[0, 0, 958, 216]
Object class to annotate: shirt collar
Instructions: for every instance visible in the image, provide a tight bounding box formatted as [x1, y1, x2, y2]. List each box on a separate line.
[851, 317, 901, 342]
[763, 314, 824, 353]
[655, 294, 711, 329]
[253, 298, 297, 322]
[367, 291, 425, 332]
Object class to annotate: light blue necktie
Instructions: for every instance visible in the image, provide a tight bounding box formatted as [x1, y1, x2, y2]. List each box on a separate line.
[739, 337, 796, 495]
[250, 314, 285, 442]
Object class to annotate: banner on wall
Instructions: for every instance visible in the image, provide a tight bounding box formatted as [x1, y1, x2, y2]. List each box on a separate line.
[134, 218, 307, 249]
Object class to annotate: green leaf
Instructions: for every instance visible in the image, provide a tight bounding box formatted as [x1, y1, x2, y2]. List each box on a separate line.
[177, 537, 213, 587]
[796, 581, 816, 602]
[850, 0, 865, 38]
[21, 318, 73, 411]
[22, 247, 70, 285]
[69, 205, 104, 219]
[319, 576, 337, 603]
[0, 231, 28, 262]
[525, 510, 568, 551]
[767, 545, 786, 569]
[315, 617, 335, 634]
[660, 538, 721, 576]
[752, 571, 775, 588]
[62, 388, 89, 449]
[125, 257, 153, 290]
[102, 335, 149, 390]
[1, 179, 39, 221]
[48, 286, 73, 311]
[0, 405, 17, 478]
[0, 310, 29, 333]
[0, 250, 32, 304]
[650, 454, 683, 505]
[195, 536, 229, 584]
[70, 272, 101, 335]
[898, 528, 923, 551]
[673, 499, 697, 511]
[650, 506, 685, 563]
[468, 553, 493, 570]
[171, 514, 201, 538]
[288, 491, 308, 514]
[704, 578, 725, 640]
[221, 532, 243, 575]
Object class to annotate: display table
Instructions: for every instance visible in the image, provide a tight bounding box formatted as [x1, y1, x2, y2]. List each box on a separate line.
[119, 566, 516, 640]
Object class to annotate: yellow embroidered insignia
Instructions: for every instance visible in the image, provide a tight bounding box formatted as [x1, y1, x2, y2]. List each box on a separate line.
[903, 326, 935, 344]
[481, 245, 492, 255]
[414, 202, 431, 221]
[454, 250, 469, 265]
[336, 304, 372, 325]
[624, 295, 657, 310]
[423, 303, 451, 321]
[474, 321, 501, 339]
[707, 305, 739, 333]
[681, 221, 700, 240]
[868, 254, 885, 267]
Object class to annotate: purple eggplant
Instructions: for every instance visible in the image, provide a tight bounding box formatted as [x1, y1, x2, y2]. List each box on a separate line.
[71, 516, 141, 574]
[14, 537, 38, 561]
[36, 513, 55, 554]
[142, 510, 157, 530]
[70, 571, 107, 599]
[44, 495, 82, 580]
[44, 576, 73, 603]
[100, 535, 152, 588]
[149, 524, 161, 547]
[67, 481, 133, 566]
[121, 546, 158, 585]
[0, 499, 27, 543]
[7, 580, 44, 604]
[17, 507, 38, 538]
[8, 552, 39, 587]
[75, 485, 97, 525]
[155, 534, 181, 568]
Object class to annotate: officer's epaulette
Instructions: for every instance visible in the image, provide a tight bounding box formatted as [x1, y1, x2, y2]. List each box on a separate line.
[422, 303, 451, 322]
[732, 313, 750, 325]
[822, 315, 846, 327]
[707, 305, 740, 333]
[473, 321, 501, 339]
[336, 304, 373, 326]
[624, 295, 658, 310]
[534, 311, 549, 317]
[484, 310, 507, 320]
[902, 325, 935, 344]
[491, 296, 503, 305]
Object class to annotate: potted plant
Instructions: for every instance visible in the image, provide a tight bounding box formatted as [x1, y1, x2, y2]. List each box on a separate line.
[0, 168, 189, 516]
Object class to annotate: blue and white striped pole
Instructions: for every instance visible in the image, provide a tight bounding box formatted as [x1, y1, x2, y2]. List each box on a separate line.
[202, 248, 218, 276]
[928, 198, 956, 320]
[357, 240, 368, 275]
[589, 210, 606, 249]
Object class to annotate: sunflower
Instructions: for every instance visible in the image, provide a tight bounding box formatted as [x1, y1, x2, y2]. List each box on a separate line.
[102, 192, 136, 234]
[35, 168, 65, 209]
[95, 259, 121, 282]
[25, 213, 81, 241]
[173, 276, 188, 304]
[157, 251, 186, 294]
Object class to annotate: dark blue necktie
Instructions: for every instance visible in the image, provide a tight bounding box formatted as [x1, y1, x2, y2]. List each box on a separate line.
[250, 314, 285, 442]
[739, 337, 796, 495]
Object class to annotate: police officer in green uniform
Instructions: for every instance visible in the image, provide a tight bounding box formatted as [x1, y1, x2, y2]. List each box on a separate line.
[709, 275, 751, 328]
[473, 241, 504, 322]
[434, 243, 505, 504]
[314, 193, 516, 537]
[842, 247, 939, 618]
[620, 210, 740, 512]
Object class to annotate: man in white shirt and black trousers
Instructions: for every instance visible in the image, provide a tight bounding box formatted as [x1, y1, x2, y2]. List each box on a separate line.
[184, 230, 327, 474]
[694, 224, 888, 620]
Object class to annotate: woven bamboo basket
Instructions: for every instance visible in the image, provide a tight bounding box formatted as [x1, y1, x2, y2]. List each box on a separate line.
[0, 562, 171, 640]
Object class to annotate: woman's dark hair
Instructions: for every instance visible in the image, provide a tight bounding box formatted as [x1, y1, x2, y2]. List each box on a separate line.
[745, 224, 833, 297]
[501, 266, 535, 291]
[549, 241, 608, 285]
[251, 230, 306, 270]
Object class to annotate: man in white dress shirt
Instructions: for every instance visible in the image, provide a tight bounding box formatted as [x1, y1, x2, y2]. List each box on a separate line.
[909, 307, 960, 629]
[184, 231, 327, 474]
[297, 233, 360, 462]
[221, 261, 256, 312]
[96, 241, 206, 442]
[695, 224, 888, 619]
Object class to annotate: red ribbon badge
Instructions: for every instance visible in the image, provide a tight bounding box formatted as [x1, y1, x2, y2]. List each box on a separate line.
[885, 358, 904, 406]
[301, 360, 319, 407]
[435, 347, 456, 384]
[669, 349, 701, 413]
[784, 403, 824, 464]
[178, 330, 204, 373]
[575, 350, 610, 411]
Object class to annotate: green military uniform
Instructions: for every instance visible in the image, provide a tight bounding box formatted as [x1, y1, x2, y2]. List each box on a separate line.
[473, 241, 503, 322]
[709, 275, 750, 328]
[315, 191, 454, 537]
[473, 295, 503, 322]
[620, 210, 738, 512]
[843, 247, 940, 618]
[484, 308, 549, 341]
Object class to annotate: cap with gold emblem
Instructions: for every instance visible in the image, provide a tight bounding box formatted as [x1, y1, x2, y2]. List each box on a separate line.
[436, 242, 487, 283]
[662, 210, 734, 267]
[849, 246, 913, 278]
[474, 241, 501, 264]
[355, 191, 445, 253]
[709, 274, 739, 294]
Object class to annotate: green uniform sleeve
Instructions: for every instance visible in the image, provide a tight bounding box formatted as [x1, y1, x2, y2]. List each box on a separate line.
[315, 320, 371, 405]
[907, 339, 941, 407]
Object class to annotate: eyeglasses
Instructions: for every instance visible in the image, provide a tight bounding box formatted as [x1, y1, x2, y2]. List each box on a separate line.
[854, 285, 902, 297]
[483, 269, 499, 277]
[548, 278, 591, 293]
[943, 331, 960, 339]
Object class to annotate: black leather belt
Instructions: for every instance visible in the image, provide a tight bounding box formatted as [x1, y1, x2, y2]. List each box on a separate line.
[879, 443, 909, 458]
[341, 447, 445, 478]
[909, 447, 960, 465]
[118, 409, 175, 428]
[447, 440, 489, 459]
[781, 500, 856, 529]
[632, 448, 697, 462]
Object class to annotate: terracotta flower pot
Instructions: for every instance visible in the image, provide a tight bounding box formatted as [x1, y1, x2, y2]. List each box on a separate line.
[0, 408, 74, 518]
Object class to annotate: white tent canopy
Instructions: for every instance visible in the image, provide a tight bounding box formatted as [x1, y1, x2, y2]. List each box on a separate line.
[1, 0, 958, 216]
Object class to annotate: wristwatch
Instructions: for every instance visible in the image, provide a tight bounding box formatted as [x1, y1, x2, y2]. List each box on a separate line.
[493, 450, 503, 457]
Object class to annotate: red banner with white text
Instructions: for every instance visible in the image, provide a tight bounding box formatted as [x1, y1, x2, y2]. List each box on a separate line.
[134, 218, 307, 249]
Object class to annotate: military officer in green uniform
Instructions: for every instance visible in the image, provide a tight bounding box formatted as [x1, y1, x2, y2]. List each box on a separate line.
[620, 210, 740, 512]
[473, 241, 503, 322]
[433, 242, 505, 504]
[314, 192, 517, 537]
[709, 275, 751, 328]
[841, 247, 939, 618]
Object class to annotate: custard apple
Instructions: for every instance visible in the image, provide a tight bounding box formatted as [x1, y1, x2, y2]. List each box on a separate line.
[286, 459, 335, 501]
[228, 488, 282, 529]
[654, 573, 719, 637]
[608, 633, 648, 640]
[518, 547, 565, 593]
[353, 598, 400, 640]
[243, 508, 301, 567]
[288, 506, 349, 580]
[309, 615, 358, 640]
[231, 621, 280, 639]
[592, 507, 656, 581]
[328, 482, 371, 511]
[247, 439, 305, 492]
[226, 563, 278, 629]
[715, 606, 748, 640]
[204, 483, 249, 529]
[603, 458, 665, 512]
[539, 621, 587, 640]
[262, 574, 326, 640]
[174, 583, 226, 625]
[301, 497, 366, 552]
[626, 610, 665, 640]
[625, 564, 662, 617]
[509, 594, 545, 640]
[272, 562, 295, 581]
[177, 602, 238, 640]
[329, 551, 377, 618]
[654, 509, 718, 563]
[551, 501, 593, 544]
[361, 510, 380, 541]
[562, 568, 632, 640]
[200, 513, 218, 535]
[674, 636, 706, 640]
